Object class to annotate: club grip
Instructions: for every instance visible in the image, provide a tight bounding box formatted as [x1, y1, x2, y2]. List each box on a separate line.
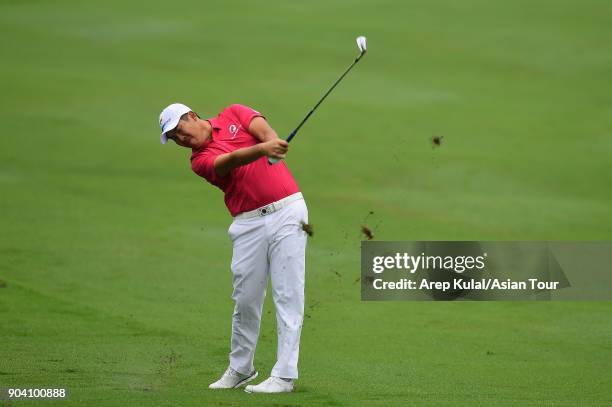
[268, 131, 296, 165]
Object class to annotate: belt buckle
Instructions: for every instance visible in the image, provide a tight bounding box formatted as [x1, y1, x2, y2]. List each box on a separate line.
[258, 205, 273, 216]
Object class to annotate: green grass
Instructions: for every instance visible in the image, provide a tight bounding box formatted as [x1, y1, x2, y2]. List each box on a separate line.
[1, 0, 612, 405]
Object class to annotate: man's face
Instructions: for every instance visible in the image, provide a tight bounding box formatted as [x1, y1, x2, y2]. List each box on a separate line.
[166, 112, 201, 148]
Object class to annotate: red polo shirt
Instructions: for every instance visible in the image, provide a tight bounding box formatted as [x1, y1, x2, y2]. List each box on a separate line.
[191, 104, 300, 217]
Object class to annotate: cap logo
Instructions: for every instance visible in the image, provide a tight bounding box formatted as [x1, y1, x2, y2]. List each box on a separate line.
[160, 116, 172, 129]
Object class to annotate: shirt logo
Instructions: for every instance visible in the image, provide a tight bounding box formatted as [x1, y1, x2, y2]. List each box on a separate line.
[228, 124, 241, 139]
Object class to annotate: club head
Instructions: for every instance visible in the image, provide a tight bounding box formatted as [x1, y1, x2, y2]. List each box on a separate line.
[356, 35, 367, 54]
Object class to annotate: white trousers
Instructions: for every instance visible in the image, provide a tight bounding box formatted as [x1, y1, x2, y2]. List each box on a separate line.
[227, 196, 308, 379]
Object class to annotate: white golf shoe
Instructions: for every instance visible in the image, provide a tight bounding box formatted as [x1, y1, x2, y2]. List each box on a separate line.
[208, 367, 258, 389]
[244, 376, 294, 394]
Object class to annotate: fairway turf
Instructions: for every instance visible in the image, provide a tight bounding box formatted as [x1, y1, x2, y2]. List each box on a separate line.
[1, 0, 612, 406]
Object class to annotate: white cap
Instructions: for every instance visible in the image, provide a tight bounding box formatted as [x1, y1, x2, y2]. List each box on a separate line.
[159, 103, 192, 144]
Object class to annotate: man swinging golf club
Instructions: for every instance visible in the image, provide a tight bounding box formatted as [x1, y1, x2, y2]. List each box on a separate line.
[157, 35, 366, 395]
[158, 102, 307, 394]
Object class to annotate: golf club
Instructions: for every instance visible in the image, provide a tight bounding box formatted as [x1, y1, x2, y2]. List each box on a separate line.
[269, 35, 368, 164]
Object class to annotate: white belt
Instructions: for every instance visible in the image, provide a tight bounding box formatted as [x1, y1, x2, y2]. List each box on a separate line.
[234, 192, 304, 220]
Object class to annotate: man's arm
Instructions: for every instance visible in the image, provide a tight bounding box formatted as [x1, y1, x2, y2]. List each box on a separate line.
[214, 139, 289, 177]
[248, 116, 279, 142]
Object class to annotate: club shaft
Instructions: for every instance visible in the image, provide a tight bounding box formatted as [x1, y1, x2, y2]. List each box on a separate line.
[286, 51, 366, 142]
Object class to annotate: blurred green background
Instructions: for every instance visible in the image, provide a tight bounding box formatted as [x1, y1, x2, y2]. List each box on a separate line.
[1, 0, 611, 405]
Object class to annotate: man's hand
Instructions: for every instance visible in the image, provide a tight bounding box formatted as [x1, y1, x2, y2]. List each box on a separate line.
[260, 139, 289, 160]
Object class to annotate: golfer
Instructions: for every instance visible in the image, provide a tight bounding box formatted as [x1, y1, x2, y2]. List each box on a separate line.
[158, 103, 308, 394]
